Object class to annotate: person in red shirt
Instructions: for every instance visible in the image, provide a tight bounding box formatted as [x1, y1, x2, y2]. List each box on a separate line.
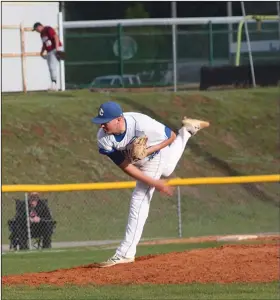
[33, 22, 63, 91]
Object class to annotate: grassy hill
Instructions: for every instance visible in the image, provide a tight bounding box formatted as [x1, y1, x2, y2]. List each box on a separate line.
[2, 88, 279, 244]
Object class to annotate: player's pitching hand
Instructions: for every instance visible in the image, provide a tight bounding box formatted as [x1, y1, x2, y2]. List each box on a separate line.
[154, 179, 174, 196]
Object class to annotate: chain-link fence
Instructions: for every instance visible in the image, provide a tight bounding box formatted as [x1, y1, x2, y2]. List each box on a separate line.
[2, 181, 279, 251]
[2, 188, 180, 251]
[64, 21, 280, 90]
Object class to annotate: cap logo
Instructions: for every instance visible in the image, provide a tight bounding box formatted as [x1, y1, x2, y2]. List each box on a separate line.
[99, 108, 104, 116]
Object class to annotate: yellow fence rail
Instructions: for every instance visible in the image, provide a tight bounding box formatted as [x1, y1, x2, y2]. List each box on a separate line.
[2, 174, 279, 193]
[235, 15, 280, 66]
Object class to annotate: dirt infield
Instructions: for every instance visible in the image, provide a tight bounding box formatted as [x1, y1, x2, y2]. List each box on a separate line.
[3, 243, 279, 286]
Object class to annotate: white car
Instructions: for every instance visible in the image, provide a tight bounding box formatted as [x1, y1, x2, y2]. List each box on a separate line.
[90, 74, 141, 88]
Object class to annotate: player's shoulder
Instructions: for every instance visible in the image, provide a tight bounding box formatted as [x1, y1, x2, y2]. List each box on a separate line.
[45, 26, 55, 34]
[45, 25, 54, 30]
[124, 112, 163, 127]
[97, 128, 113, 150]
[124, 112, 147, 117]
[124, 112, 151, 122]
[97, 128, 110, 141]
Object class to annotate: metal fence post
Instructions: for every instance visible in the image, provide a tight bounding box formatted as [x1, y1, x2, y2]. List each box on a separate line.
[171, 1, 177, 92]
[177, 186, 182, 238]
[208, 21, 214, 66]
[227, 2, 234, 63]
[240, 2, 256, 88]
[117, 24, 124, 87]
[277, 1, 280, 40]
[24, 192, 32, 250]
[58, 11, 65, 91]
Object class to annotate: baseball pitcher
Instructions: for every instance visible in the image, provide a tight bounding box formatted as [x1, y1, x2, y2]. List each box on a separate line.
[92, 101, 210, 267]
[33, 22, 65, 91]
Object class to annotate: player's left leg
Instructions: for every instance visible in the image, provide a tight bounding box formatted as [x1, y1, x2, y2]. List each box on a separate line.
[98, 153, 164, 268]
[46, 50, 59, 90]
[162, 118, 209, 177]
[116, 180, 157, 257]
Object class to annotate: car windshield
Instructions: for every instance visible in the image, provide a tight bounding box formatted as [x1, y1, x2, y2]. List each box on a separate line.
[94, 78, 112, 85]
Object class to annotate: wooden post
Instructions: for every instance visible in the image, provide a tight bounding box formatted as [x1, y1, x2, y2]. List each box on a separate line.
[2, 52, 41, 58]
[23, 26, 58, 32]
[20, 23, 27, 93]
[1, 25, 19, 29]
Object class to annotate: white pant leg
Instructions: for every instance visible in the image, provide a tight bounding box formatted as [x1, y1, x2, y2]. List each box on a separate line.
[162, 127, 192, 177]
[116, 152, 164, 258]
[46, 50, 58, 82]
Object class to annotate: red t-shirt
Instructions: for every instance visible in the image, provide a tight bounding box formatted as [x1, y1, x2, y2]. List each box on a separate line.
[40, 26, 62, 52]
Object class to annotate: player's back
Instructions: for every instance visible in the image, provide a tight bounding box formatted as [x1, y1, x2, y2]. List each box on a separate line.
[124, 112, 153, 124]
[124, 112, 170, 145]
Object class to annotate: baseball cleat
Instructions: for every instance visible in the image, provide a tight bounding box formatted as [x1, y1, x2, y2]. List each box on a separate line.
[182, 117, 210, 135]
[98, 254, 135, 268]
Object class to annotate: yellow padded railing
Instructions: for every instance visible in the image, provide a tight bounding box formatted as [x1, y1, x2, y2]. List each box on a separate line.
[2, 174, 279, 193]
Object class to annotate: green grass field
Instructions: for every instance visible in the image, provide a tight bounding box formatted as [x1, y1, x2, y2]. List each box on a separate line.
[2, 88, 279, 300]
[4, 282, 278, 300]
[2, 242, 279, 300]
[2, 88, 279, 244]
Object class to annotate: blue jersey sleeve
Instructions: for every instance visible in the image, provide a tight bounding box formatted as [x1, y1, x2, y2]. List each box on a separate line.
[165, 126, 171, 138]
[99, 148, 126, 166]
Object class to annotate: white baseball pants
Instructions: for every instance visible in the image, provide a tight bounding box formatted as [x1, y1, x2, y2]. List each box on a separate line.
[116, 127, 192, 258]
[46, 47, 63, 83]
[46, 50, 59, 82]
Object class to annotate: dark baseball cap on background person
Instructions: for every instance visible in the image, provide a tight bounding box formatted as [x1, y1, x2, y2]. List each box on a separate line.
[92, 101, 123, 124]
[32, 22, 43, 31]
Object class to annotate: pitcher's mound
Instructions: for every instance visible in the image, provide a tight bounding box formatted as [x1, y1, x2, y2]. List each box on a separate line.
[3, 243, 279, 286]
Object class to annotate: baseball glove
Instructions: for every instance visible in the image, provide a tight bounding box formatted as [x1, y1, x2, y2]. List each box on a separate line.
[55, 50, 66, 61]
[126, 136, 148, 162]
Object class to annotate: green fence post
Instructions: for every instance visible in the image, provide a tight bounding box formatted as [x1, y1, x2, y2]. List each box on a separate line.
[208, 21, 214, 66]
[117, 24, 124, 88]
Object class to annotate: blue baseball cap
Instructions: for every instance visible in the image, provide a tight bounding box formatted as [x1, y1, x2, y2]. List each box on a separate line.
[92, 101, 123, 124]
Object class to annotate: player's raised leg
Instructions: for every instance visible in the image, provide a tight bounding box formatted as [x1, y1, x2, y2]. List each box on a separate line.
[162, 117, 210, 177]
